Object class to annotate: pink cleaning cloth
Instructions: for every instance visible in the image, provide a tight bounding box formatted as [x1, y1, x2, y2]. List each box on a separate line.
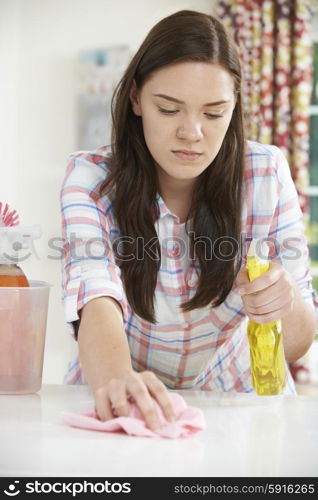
[60, 392, 205, 438]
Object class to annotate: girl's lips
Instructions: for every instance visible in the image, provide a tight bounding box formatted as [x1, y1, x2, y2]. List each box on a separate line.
[172, 151, 202, 161]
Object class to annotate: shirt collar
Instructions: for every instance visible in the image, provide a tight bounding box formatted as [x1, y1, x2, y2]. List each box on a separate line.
[155, 192, 181, 222]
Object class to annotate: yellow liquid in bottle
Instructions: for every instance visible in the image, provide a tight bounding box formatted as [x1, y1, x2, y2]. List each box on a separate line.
[246, 255, 286, 395]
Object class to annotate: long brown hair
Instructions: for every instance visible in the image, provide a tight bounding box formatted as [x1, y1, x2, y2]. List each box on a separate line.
[99, 10, 245, 323]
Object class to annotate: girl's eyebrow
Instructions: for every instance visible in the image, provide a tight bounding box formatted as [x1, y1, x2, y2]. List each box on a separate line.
[152, 93, 230, 106]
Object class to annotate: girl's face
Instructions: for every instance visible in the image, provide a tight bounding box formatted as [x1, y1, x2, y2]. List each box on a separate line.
[130, 61, 237, 186]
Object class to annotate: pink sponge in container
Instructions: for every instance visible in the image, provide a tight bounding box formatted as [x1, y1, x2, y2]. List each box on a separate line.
[60, 392, 205, 438]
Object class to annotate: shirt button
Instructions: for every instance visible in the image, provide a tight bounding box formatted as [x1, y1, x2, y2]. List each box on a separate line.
[187, 277, 197, 288]
[171, 244, 180, 257]
[182, 322, 190, 328]
[166, 242, 179, 257]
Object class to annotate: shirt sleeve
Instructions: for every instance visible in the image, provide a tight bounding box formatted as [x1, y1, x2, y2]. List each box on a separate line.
[267, 146, 318, 323]
[60, 152, 128, 340]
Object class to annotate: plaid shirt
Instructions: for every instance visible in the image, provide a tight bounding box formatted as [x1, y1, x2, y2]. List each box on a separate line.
[60, 140, 317, 394]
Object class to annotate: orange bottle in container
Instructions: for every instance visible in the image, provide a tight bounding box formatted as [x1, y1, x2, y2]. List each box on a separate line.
[0, 266, 29, 287]
[0, 203, 29, 286]
[0, 203, 43, 393]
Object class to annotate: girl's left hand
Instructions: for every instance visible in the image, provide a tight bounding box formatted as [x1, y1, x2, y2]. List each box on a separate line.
[235, 261, 296, 323]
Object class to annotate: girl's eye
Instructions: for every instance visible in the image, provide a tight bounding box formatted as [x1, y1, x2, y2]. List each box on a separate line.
[158, 107, 177, 115]
[205, 114, 224, 120]
[158, 107, 223, 119]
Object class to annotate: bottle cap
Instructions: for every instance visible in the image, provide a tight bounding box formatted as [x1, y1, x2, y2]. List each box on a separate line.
[247, 238, 269, 264]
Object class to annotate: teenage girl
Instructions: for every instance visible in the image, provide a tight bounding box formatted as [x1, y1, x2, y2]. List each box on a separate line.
[60, 10, 317, 432]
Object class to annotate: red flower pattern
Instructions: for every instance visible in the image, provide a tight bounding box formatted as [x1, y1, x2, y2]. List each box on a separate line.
[216, 0, 315, 216]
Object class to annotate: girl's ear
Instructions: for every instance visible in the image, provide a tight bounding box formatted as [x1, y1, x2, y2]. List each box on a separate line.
[129, 79, 142, 116]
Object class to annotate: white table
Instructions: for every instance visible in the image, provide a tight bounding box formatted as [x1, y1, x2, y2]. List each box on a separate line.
[0, 384, 317, 477]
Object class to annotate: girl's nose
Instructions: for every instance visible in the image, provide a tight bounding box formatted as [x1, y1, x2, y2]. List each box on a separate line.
[176, 120, 203, 141]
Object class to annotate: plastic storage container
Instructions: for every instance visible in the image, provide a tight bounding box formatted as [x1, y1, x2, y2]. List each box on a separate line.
[0, 280, 52, 394]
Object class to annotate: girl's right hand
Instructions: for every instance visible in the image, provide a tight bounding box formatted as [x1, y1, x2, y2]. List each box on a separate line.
[93, 370, 177, 432]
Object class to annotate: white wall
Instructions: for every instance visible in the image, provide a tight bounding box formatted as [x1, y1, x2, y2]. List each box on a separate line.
[0, 0, 216, 383]
[0, 0, 20, 205]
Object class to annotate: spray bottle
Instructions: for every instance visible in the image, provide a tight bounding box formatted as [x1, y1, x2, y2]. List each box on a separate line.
[246, 238, 287, 395]
[0, 203, 42, 285]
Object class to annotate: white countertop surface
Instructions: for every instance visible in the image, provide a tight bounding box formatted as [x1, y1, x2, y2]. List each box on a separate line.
[0, 384, 318, 477]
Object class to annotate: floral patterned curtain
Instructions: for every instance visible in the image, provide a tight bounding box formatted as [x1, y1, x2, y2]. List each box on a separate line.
[216, 0, 316, 216]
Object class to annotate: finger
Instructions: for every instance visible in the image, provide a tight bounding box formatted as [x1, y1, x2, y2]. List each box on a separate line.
[235, 268, 250, 288]
[94, 388, 114, 422]
[239, 264, 282, 296]
[243, 282, 294, 312]
[248, 301, 294, 323]
[126, 376, 161, 432]
[108, 379, 129, 417]
[245, 292, 293, 317]
[141, 371, 176, 422]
